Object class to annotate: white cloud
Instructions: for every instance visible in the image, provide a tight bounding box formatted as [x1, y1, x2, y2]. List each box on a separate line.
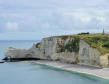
[0, 0, 109, 40]
[6, 22, 18, 31]
[62, 11, 93, 26]
[97, 16, 105, 22]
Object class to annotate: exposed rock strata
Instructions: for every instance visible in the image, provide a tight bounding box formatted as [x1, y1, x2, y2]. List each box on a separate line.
[4, 37, 109, 67]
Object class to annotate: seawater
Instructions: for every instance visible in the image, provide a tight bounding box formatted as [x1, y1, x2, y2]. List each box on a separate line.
[0, 40, 109, 84]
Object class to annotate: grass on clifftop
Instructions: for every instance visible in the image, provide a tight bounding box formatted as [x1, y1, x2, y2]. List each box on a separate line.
[52, 33, 109, 55]
[74, 33, 109, 54]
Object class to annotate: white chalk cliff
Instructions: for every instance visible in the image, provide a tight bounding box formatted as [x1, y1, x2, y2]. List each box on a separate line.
[5, 36, 109, 67]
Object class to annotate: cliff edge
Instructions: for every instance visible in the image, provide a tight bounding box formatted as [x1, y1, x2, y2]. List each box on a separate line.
[4, 33, 109, 67]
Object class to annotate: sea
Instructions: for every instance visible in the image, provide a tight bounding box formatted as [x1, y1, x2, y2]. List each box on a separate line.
[0, 40, 109, 84]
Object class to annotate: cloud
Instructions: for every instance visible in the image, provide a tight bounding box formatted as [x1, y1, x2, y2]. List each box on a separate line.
[6, 22, 18, 31]
[0, 0, 109, 40]
[97, 16, 105, 22]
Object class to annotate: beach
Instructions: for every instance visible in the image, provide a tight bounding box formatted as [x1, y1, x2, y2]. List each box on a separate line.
[35, 60, 109, 80]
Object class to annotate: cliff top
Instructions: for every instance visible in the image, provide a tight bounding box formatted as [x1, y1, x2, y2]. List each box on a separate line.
[73, 33, 109, 54]
[44, 33, 109, 54]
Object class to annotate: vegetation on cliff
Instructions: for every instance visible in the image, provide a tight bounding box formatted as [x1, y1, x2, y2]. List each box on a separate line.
[36, 42, 40, 48]
[51, 33, 109, 54]
[64, 38, 79, 52]
[74, 33, 109, 55]
[55, 37, 79, 53]
[36, 33, 109, 54]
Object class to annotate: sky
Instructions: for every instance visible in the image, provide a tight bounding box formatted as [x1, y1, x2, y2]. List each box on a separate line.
[0, 0, 109, 40]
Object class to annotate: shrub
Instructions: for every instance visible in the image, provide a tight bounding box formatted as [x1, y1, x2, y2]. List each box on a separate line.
[64, 38, 79, 52]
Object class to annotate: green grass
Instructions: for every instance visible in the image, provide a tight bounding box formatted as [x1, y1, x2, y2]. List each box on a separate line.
[72, 33, 109, 54]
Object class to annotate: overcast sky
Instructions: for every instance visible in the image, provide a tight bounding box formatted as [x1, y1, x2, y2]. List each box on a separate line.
[0, 0, 109, 40]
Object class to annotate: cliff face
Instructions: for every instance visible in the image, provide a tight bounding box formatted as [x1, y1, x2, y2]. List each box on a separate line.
[5, 36, 109, 67]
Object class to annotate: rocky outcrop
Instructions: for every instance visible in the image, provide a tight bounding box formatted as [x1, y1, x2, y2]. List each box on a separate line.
[4, 36, 109, 67]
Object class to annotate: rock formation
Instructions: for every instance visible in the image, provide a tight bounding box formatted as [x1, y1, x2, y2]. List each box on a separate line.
[4, 36, 109, 67]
